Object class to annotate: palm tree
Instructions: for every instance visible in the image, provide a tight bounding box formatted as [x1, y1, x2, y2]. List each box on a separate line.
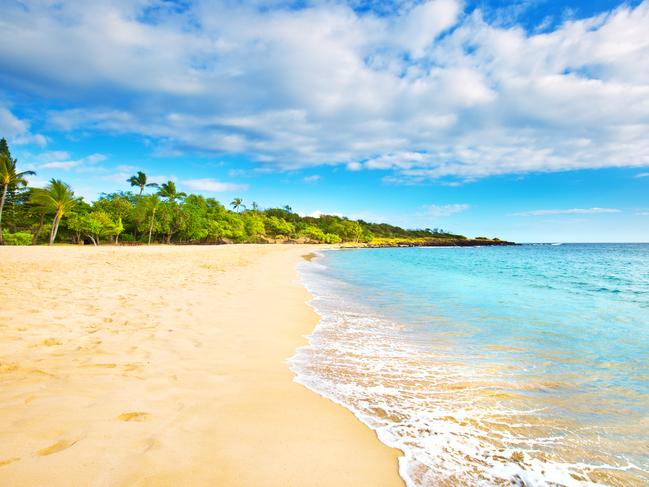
[230, 197, 244, 212]
[251, 201, 260, 212]
[31, 179, 78, 245]
[0, 153, 36, 244]
[158, 180, 186, 202]
[127, 171, 158, 195]
[144, 194, 159, 245]
[283, 205, 293, 213]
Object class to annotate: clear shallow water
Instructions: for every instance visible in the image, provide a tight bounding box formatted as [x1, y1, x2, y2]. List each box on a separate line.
[290, 244, 649, 486]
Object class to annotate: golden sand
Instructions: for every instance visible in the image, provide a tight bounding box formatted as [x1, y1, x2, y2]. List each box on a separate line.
[0, 245, 402, 486]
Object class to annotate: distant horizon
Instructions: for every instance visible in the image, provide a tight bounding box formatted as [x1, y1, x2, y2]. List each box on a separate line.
[1, 0, 648, 242]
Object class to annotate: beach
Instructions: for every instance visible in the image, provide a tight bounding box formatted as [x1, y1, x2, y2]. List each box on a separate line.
[0, 245, 403, 486]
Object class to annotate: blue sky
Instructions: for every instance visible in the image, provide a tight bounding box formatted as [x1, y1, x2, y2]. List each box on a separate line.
[1, 0, 648, 242]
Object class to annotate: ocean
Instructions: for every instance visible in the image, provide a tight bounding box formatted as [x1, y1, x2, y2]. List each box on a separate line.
[290, 244, 649, 486]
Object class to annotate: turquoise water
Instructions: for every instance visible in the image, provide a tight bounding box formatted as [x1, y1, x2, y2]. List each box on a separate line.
[291, 244, 649, 486]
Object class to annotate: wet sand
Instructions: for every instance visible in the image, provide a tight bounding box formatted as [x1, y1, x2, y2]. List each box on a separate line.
[0, 245, 402, 486]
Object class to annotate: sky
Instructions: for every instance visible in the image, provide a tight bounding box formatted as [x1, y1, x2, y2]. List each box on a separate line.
[1, 0, 648, 242]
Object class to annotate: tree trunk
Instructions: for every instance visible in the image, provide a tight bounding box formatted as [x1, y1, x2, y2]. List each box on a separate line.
[49, 212, 62, 245]
[88, 235, 97, 246]
[10, 190, 17, 233]
[32, 212, 45, 245]
[0, 184, 7, 245]
[148, 212, 156, 245]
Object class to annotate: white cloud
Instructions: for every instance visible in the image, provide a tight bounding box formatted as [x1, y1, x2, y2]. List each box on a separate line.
[183, 178, 248, 193]
[0, 106, 47, 146]
[635, 172, 649, 178]
[2, 1, 649, 180]
[346, 161, 363, 171]
[116, 164, 137, 172]
[303, 175, 321, 183]
[394, 0, 461, 57]
[515, 207, 621, 216]
[148, 175, 175, 185]
[423, 203, 470, 217]
[308, 209, 342, 218]
[39, 152, 106, 171]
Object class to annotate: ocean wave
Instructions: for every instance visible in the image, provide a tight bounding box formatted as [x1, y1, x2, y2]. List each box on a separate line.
[290, 253, 649, 486]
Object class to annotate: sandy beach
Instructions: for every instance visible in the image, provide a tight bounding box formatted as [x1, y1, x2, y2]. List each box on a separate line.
[0, 245, 402, 486]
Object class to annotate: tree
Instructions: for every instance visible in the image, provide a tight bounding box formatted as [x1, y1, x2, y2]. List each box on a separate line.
[127, 171, 158, 195]
[66, 211, 114, 246]
[230, 197, 244, 212]
[265, 216, 295, 238]
[156, 201, 185, 244]
[158, 180, 186, 202]
[143, 194, 160, 244]
[31, 179, 78, 245]
[1, 150, 36, 244]
[300, 225, 325, 242]
[243, 212, 265, 240]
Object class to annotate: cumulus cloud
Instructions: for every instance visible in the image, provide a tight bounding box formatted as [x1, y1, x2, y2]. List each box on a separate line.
[423, 203, 470, 217]
[183, 178, 248, 192]
[515, 207, 621, 216]
[0, 106, 47, 146]
[307, 209, 342, 218]
[2, 1, 649, 180]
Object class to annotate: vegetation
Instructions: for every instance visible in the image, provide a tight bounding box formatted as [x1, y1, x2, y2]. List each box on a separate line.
[0, 139, 36, 244]
[127, 171, 158, 195]
[0, 138, 508, 246]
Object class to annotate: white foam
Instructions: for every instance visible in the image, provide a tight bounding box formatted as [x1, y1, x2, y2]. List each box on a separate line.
[290, 254, 647, 486]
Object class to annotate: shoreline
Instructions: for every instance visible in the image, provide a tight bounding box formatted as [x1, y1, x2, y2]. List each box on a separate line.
[0, 245, 403, 486]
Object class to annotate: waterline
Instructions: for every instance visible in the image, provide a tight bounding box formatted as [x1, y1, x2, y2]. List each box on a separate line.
[291, 245, 649, 486]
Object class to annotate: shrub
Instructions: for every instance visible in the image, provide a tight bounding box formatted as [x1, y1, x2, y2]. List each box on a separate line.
[2, 230, 32, 245]
[323, 233, 342, 244]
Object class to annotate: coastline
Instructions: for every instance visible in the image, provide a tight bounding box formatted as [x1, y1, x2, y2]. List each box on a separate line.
[0, 245, 403, 486]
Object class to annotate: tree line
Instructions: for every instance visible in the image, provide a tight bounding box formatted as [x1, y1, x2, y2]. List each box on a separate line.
[0, 138, 463, 246]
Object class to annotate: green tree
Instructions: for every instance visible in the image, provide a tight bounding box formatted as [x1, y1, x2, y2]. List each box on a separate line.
[31, 179, 78, 245]
[156, 201, 185, 244]
[67, 210, 116, 246]
[158, 180, 186, 202]
[0, 150, 36, 244]
[127, 171, 159, 195]
[243, 212, 265, 240]
[142, 194, 160, 244]
[230, 197, 245, 212]
[179, 194, 210, 241]
[300, 225, 325, 242]
[265, 216, 295, 238]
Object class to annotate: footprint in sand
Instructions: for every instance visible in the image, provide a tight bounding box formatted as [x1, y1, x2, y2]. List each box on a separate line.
[117, 412, 150, 422]
[0, 457, 20, 467]
[142, 438, 160, 453]
[41, 338, 61, 347]
[36, 439, 78, 456]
